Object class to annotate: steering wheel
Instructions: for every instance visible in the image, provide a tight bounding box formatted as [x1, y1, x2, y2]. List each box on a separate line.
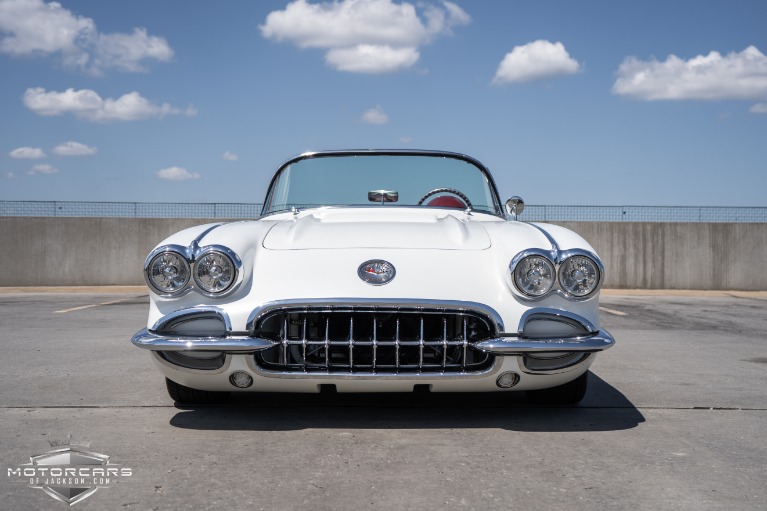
[417, 188, 473, 209]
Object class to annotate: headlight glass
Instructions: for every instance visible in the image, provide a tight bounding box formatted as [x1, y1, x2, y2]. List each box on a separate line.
[558, 255, 600, 297]
[513, 255, 555, 297]
[147, 251, 190, 295]
[194, 251, 236, 294]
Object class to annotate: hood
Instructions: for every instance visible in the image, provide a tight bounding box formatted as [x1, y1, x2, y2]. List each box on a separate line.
[262, 208, 492, 250]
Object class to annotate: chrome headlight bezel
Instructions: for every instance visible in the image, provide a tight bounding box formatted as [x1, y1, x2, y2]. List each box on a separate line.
[557, 253, 602, 298]
[509, 249, 604, 301]
[510, 249, 556, 298]
[144, 245, 192, 297]
[192, 246, 242, 297]
[144, 244, 243, 298]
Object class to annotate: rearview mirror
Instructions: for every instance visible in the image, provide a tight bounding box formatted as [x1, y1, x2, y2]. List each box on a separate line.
[368, 190, 399, 203]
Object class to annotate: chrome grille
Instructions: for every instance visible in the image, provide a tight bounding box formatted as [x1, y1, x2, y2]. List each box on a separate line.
[253, 307, 495, 373]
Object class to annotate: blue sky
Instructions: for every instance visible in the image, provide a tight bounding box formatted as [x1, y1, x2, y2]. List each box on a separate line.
[1, 0, 765, 207]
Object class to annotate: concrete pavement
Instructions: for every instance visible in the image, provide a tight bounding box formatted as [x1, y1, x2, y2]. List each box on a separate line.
[1, 292, 765, 510]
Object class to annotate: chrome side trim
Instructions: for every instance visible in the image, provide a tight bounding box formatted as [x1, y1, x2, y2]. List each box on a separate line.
[475, 329, 615, 354]
[131, 328, 275, 352]
[245, 298, 505, 334]
[193, 223, 224, 246]
[245, 354, 505, 380]
[526, 222, 559, 251]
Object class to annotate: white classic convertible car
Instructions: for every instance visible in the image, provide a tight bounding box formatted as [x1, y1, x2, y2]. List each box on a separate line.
[132, 150, 614, 404]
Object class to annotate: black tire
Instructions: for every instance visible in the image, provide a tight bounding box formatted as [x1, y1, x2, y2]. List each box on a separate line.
[526, 371, 589, 405]
[165, 378, 229, 404]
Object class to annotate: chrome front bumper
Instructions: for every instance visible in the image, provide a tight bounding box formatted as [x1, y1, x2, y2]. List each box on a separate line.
[475, 329, 615, 354]
[131, 328, 274, 352]
[131, 328, 615, 354]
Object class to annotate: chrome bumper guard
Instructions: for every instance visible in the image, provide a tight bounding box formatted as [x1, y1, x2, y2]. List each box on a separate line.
[131, 328, 275, 352]
[131, 328, 614, 354]
[474, 329, 615, 354]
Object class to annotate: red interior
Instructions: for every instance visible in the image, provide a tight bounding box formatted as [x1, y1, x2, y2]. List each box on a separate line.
[427, 196, 467, 208]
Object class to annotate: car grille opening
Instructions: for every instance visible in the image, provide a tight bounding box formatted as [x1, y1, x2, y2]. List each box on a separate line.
[252, 308, 496, 373]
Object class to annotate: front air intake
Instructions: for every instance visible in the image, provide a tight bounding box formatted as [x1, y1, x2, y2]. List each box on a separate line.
[252, 307, 496, 374]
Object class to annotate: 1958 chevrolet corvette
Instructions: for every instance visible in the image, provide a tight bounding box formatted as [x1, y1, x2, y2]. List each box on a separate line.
[132, 150, 614, 404]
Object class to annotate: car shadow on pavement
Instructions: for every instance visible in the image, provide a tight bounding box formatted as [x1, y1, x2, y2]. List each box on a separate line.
[168, 373, 645, 433]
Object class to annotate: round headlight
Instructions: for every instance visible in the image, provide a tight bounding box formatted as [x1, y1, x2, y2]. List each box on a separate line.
[513, 255, 555, 297]
[194, 251, 236, 295]
[558, 255, 600, 297]
[147, 251, 190, 295]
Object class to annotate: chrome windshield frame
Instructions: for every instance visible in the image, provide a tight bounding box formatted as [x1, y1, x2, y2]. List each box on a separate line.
[260, 149, 505, 218]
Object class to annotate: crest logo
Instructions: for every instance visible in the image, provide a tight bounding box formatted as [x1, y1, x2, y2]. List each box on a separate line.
[358, 260, 396, 285]
[6, 435, 132, 506]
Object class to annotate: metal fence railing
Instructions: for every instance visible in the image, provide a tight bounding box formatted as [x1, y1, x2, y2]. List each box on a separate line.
[1, 201, 765, 223]
[0, 201, 262, 219]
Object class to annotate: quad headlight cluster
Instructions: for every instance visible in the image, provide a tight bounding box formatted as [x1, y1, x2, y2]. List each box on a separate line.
[510, 249, 603, 300]
[145, 245, 241, 297]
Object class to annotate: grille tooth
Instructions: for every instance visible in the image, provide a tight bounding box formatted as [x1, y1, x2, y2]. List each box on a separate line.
[254, 307, 495, 374]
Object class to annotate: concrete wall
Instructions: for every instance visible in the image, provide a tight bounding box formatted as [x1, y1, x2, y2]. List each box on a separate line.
[1, 217, 765, 289]
[0, 217, 208, 286]
[557, 222, 767, 290]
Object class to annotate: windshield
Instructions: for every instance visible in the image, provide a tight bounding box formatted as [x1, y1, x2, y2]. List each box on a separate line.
[262, 152, 502, 216]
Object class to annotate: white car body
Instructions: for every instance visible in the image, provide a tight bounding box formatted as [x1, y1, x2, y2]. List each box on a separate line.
[132, 150, 614, 404]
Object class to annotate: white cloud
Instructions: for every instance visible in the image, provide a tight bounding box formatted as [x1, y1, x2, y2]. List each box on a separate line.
[93, 28, 173, 73]
[492, 40, 581, 85]
[23, 87, 197, 122]
[612, 46, 767, 101]
[5, 171, 15, 179]
[260, 0, 469, 74]
[26, 163, 58, 175]
[0, 0, 173, 73]
[327, 44, 419, 74]
[155, 166, 200, 181]
[9, 146, 46, 159]
[360, 105, 389, 124]
[52, 141, 97, 156]
[222, 151, 239, 161]
[750, 102, 767, 114]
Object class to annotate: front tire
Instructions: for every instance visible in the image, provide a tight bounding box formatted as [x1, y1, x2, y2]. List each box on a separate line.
[165, 378, 229, 404]
[526, 371, 589, 405]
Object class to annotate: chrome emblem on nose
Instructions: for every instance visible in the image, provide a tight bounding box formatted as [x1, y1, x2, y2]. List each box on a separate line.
[358, 260, 396, 285]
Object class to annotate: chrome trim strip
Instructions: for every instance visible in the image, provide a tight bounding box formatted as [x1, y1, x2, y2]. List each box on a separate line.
[475, 329, 615, 354]
[151, 306, 233, 332]
[193, 223, 224, 246]
[526, 222, 559, 252]
[245, 298, 505, 334]
[131, 328, 275, 352]
[245, 354, 505, 380]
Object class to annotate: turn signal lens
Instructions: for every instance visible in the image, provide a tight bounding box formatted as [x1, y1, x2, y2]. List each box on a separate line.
[229, 371, 254, 388]
[194, 251, 236, 295]
[513, 255, 555, 297]
[147, 251, 190, 295]
[558, 255, 600, 297]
